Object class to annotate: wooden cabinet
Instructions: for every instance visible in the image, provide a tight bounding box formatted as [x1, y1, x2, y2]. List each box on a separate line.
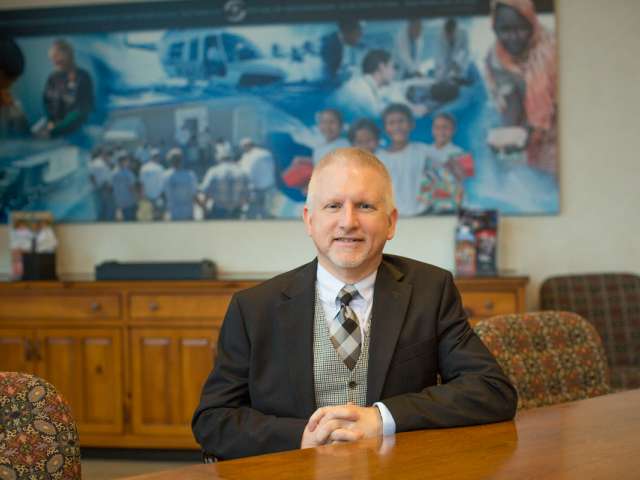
[129, 328, 217, 437]
[456, 276, 528, 325]
[0, 276, 526, 450]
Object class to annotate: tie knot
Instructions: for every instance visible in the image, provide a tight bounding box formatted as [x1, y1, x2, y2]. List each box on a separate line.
[338, 285, 358, 306]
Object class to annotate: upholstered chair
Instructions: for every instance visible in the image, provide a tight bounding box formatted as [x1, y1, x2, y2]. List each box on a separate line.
[0, 372, 82, 479]
[473, 311, 611, 410]
[540, 273, 640, 390]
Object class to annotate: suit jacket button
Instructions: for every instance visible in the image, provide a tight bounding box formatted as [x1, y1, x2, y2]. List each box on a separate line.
[348, 381, 357, 389]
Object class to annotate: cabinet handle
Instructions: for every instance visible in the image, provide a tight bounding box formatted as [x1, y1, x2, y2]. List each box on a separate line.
[484, 300, 495, 311]
[90, 302, 102, 312]
[25, 339, 34, 362]
[148, 301, 159, 312]
[31, 340, 43, 362]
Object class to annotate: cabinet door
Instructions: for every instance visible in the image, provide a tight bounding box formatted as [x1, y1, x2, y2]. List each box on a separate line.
[0, 328, 36, 373]
[129, 327, 217, 437]
[35, 328, 124, 435]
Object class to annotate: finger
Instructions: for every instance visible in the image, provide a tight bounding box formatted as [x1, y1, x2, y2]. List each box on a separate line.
[316, 406, 359, 426]
[307, 407, 328, 432]
[314, 419, 353, 445]
[329, 428, 364, 443]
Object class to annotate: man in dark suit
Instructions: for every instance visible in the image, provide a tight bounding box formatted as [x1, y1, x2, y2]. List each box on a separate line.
[192, 147, 517, 460]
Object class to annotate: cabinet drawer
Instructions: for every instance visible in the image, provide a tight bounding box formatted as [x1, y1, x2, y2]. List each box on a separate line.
[0, 294, 120, 319]
[461, 292, 516, 319]
[129, 294, 232, 319]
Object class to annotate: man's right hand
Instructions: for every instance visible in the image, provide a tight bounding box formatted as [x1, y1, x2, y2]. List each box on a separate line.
[300, 408, 363, 448]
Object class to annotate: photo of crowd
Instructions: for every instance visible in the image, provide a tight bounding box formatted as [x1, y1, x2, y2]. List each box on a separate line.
[0, 0, 558, 223]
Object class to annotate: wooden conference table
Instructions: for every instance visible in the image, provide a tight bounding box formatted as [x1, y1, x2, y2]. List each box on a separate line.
[124, 389, 640, 479]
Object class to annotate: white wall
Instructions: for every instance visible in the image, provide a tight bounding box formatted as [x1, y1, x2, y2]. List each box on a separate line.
[1, 0, 639, 309]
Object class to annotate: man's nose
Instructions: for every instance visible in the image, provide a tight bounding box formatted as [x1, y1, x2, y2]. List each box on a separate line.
[339, 203, 359, 229]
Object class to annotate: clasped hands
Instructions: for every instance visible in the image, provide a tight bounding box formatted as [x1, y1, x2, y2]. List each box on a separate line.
[300, 404, 382, 449]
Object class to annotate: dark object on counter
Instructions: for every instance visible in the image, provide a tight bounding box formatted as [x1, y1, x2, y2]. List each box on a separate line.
[22, 253, 57, 280]
[95, 260, 217, 281]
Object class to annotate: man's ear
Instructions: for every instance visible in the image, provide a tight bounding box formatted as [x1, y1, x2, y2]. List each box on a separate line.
[302, 206, 313, 236]
[387, 208, 398, 240]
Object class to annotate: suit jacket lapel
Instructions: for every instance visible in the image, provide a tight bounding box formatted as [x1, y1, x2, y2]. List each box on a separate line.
[278, 259, 317, 419]
[367, 259, 412, 405]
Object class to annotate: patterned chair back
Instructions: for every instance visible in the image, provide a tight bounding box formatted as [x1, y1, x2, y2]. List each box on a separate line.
[540, 273, 640, 390]
[473, 312, 611, 410]
[0, 372, 82, 479]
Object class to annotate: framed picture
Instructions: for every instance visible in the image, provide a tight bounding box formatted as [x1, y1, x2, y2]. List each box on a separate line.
[0, 0, 558, 222]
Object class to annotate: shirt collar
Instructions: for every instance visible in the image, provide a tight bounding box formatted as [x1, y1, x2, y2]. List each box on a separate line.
[316, 262, 377, 305]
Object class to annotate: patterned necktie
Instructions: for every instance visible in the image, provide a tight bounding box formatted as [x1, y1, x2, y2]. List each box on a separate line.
[330, 285, 362, 370]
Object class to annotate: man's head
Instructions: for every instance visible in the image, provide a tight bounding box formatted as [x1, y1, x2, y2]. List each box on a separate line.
[382, 103, 414, 148]
[338, 19, 362, 46]
[348, 118, 380, 154]
[240, 137, 254, 153]
[317, 109, 343, 142]
[49, 39, 75, 72]
[303, 147, 397, 283]
[362, 49, 394, 86]
[167, 147, 183, 169]
[432, 112, 456, 148]
[150, 148, 162, 163]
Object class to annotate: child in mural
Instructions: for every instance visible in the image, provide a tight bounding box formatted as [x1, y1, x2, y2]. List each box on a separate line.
[419, 112, 473, 214]
[485, 0, 557, 174]
[347, 118, 381, 155]
[312, 109, 350, 164]
[377, 103, 429, 217]
[38, 39, 94, 138]
[0, 36, 30, 139]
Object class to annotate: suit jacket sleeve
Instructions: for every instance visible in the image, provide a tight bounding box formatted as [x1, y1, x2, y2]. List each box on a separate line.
[382, 271, 517, 430]
[191, 294, 306, 460]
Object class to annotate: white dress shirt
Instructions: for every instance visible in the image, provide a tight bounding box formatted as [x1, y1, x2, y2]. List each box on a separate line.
[316, 263, 397, 435]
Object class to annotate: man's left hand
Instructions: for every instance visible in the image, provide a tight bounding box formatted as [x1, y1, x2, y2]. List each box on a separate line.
[307, 404, 382, 441]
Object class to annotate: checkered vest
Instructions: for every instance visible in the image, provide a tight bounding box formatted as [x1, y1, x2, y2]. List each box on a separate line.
[313, 288, 370, 408]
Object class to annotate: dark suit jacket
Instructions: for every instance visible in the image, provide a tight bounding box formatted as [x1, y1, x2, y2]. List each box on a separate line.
[192, 255, 517, 459]
[320, 31, 343, 80]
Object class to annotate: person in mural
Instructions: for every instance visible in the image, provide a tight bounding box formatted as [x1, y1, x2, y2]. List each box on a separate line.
[313, 109, 350, 164]
[89, 146, 116, 221]
[394, 19, 425, 79]
[238, 138, 277, 219]
[419, 112, 470, 213]
[485, 0, 557, 174]
[332, 49, 395, 119]
[200, 147, 251, 219]
[377, 103, 429, 217]
[320, 19, 363, 82]
[434, 18, 470, 84]
[347, 118, 381, 155]
[139, 148, 167, 221]
[0, 36, 30, 139]
[164, 148, 199, 221]
[111, 151, 138, 222]
[41, 39, 94, 137]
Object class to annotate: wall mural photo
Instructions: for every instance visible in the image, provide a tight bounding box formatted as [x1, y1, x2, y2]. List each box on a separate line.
[0, 0, 558, 223]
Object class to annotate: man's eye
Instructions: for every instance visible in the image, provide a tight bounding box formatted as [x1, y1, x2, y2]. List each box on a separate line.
[359, 203, 375, 210]
[325, 203, 341, 210]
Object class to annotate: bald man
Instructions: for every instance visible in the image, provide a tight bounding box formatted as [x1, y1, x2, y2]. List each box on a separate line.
[193, 147, 516, 460]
